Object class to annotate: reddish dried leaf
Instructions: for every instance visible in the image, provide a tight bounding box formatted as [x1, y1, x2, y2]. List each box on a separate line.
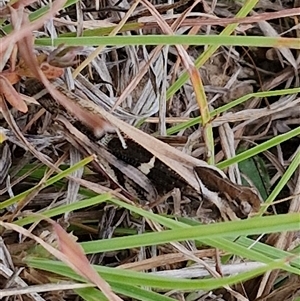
[51, 222, 123, 301]
[0, 71, 20, 85]
[16, 54, 64, 79]
[40, 62, 64, 79]
[11, 0, 39, 9]
[0, 75, 28, 113]
[0, 217, 122, 301]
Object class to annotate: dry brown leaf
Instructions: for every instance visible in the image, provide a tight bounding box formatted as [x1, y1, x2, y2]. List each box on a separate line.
[16, 54, 64, 79]
[50, 221, 123, 301]
[0, 220, 123, 301]
[0, 75, 28, 112]
[0, 70, 20, 85]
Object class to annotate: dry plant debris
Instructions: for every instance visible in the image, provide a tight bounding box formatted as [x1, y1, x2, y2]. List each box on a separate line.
[0, 0, 300, 300]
